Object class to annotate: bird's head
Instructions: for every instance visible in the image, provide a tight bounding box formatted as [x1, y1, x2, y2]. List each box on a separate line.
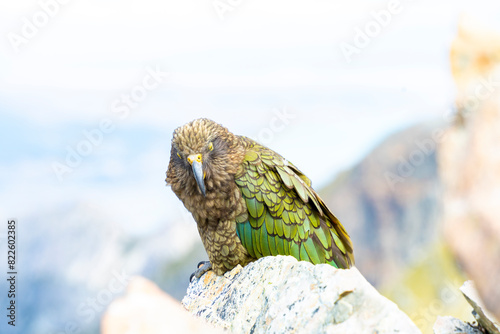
[166, 118, 244, 197]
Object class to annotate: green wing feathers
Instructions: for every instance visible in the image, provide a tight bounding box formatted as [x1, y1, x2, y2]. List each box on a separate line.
[235, 140, 354, 269]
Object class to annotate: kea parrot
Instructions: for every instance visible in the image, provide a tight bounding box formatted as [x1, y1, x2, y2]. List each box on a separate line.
[166, 118, 354, 278]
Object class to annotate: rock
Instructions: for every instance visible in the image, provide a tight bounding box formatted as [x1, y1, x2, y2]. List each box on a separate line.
[460, 281, 500, 334]
[433, 316, 482, 334]
[101, 276, 224, 334]
[182, 255, 420, 334]
[432, 280, 500, 334]
[440, 16, 500, 319]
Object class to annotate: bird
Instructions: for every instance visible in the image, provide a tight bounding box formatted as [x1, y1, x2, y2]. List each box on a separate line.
[165, 118, 354, 278]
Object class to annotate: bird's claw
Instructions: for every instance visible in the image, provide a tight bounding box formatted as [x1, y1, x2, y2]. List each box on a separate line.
[189, 261, 212, 281]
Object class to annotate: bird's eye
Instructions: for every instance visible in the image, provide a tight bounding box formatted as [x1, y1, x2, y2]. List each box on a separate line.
[176, 152, 182, 159]
[208, 142, 214, 151]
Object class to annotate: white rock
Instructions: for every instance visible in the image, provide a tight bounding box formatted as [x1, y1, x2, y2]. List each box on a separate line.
[460, 281, 500, 334]
[433, 316, 482, 334]
[182, 255, 420, 334]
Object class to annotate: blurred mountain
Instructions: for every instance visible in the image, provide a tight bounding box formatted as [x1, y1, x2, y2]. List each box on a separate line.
[319, 121, 444, 287]
[0, 203, 204, 334]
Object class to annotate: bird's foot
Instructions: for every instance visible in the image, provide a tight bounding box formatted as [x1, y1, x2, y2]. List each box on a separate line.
[189, 261, 212, 281]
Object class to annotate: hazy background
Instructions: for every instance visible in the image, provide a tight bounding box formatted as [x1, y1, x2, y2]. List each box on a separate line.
[1, 0, 499, 333]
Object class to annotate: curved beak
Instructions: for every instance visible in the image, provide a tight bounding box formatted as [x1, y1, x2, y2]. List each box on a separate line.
[187, 154, 206, 196]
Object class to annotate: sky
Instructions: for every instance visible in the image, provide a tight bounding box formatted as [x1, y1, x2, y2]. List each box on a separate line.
[1, 0, 500, 237]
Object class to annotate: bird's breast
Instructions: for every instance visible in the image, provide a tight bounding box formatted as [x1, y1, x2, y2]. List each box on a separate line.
[182, 182, 247, 228]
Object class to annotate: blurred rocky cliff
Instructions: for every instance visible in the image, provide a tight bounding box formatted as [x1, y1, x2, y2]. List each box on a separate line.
[439, 16, 500, 319]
